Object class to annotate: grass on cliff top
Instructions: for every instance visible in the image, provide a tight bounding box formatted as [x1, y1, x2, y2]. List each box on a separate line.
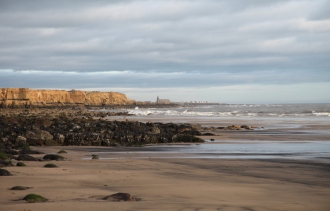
[43, 163, 58, 168]
[23, 194, 47, 203]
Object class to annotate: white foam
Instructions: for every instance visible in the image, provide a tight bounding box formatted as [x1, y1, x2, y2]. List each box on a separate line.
[313, 112, 330, 117]
[124, 105, 330, 118]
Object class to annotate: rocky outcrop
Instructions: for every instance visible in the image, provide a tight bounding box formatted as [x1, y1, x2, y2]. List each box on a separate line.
[0, 88, 135, 107]
[0, 111, 204, 147]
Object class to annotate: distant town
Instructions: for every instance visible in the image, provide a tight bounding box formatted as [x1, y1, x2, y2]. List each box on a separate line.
[141, 96, 221, 105]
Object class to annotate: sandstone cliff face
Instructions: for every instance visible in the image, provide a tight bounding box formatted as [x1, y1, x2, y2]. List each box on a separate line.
[0, 88, 134, 107]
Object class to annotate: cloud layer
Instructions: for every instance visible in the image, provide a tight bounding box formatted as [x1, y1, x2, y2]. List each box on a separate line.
[0, 0, 329, 102]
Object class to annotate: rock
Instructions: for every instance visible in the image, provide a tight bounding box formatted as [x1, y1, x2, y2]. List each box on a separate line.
[191, 124, 202, 130]
[43, 163, 58, 168]
[91, 155, 99, 159]
[11, 186, 31, 190]
[241, 125, 250, 129]
[0, 168, 12, 176]
[19, 149, 43, 154]
[0, 160, 13, 167]
[16, 162, 26, 166]
[202, 132, 215, 136]
[148, 126, 160, 134]
[26, 130, 54, 146]
[23, 194, 48, 203]
[103, 193, 136, 201]
[173, 135, 204, 143]
[17, 154, 39, 161]
[54, 134, 65, 145]
[0, 110, 206, 147]
[43, 154, 65, 161]
[0, 151, 8, 160]
[101, 140, 112, 146]
[16, 136, 27, 142]
[227, 125, 240, 130]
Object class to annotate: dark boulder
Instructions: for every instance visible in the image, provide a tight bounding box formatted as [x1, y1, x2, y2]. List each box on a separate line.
[43, 154, 65, 161]
[0, 168, 12, 176]
[19, 149, 43, 154]
[91, 155, 99, 159]
[17, 154, 39, 161]
[241, 125, 250, 129]
[11, 186, 31, 190]
[103, 192, 136, 201]
[0, 160, 13, 167]
[23, 194, 48, 203]
[202, 132, 215, 136]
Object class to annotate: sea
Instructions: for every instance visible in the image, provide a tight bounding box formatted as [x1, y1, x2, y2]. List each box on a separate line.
[125, 103, 330, 118]
[96, 103, 330, 162]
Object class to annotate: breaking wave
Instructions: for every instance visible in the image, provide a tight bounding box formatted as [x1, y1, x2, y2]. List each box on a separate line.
[126, 104, 330, 118]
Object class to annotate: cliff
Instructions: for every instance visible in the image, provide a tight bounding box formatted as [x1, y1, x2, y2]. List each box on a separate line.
[0, 88, 135, 107]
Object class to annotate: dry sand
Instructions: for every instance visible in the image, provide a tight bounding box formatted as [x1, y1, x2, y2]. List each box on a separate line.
[1, 145, 330, 211]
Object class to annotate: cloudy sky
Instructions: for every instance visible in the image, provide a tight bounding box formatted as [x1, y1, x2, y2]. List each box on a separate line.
[0, 0, 329, 103]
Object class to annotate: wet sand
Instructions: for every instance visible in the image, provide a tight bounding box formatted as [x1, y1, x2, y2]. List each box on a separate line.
[1, 116, 330, 210]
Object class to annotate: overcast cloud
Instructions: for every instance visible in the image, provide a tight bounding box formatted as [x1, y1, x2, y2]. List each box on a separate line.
[0, 0, 329, 103]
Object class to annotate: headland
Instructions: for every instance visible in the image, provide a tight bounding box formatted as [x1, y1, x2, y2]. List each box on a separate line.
[0, 88, 135, 107]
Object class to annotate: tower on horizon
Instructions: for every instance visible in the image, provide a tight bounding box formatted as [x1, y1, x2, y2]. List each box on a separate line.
[156, 96, 170, 104]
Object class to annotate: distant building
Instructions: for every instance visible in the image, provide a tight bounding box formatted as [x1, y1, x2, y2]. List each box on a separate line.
[156, 96, 170, 104]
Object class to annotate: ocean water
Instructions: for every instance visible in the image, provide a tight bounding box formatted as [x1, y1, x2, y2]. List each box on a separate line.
[83, 141, 330, 161]
[98, 104, 330, 161]
[126, 103, 330, 118]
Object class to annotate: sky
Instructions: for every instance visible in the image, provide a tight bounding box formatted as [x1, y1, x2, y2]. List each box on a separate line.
[0, 0, 329, 103]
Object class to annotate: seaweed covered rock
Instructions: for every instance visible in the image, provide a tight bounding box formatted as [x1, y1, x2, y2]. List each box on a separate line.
[43, 154, 65, 161]
[103, 193, 137, 201]
[91, 154, 99, 159]
[0, 160, 13, 167]
[23, 194, 47, 203]
[57, 150, 67, 154]
[0, 151, 8, 160]
[17, 162, 26, 166]
[0, 168, 12, 176]
[0, 109, 205, 147]
[0, 151, 13, 167]
[172, 134, 204, 143]
[43, 163, 58, 168]
[11, 186, 31, 190]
